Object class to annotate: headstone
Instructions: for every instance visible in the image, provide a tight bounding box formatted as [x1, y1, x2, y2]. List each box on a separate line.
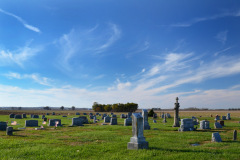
[219, 120, 224, 126]
[178, 118, 195, 131]
[173, 97, 180, 127]
[99, 113, 101, 116]
[83, 113, 87, 115]
[25, 120, 38, 127]
[214, 122, 222, 129]
[120, 114, 126, 118]
[111, 112, 113, 115]
[43, 118, 47, 121]
[52, 112, 55, 115]
[226, 113, 231, 120]
[6, 127, 13, 136]
[49, 119, 62, 126]
[96, 113, 99, 115]
[166, 113, 171, 118]
[222, 116, 226, 120]
[62, 116, 67, 117]
[104, 116, 111, 123]
[153, 120, 157, 123]
[46, 113, 49, 115]
[102, 114, 107, 120]
[152, 114, 157, 119]
[22, 113, 27, 118]
[32, 115, 39, 118]
[79, 116, 89, 124]
[0, 122, 7, 131]
[89, 115, 94, 119]
[162, 114, 167, 123]
[212, 132, 222, 142]
[161, 112, 164, 118]
[14, 114, 22, 119]
[233, 130, 237, 141]
[89, 113, 93, 116]
[42, 115, 45, 119]
[199, 120, 211, 129]
[215, 115, 220, 120]
[124, 118, 132, 126]
[128, 112, 132, 118]
[76, 112, 80, 115]
[110, 118, 117, 125]
[9, 114, 15, 118]
[142, 109, 150, 130]
[127, 113, 149, 150]
[112, 114, 117, 118]
[72, 117, 84, 126]
[93, 116, 97, 123]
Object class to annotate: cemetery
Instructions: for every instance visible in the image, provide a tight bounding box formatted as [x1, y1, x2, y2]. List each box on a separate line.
[0, 104, 239, 159]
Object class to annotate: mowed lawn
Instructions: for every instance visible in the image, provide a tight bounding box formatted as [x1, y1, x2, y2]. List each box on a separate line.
[0, 111, 239, 160]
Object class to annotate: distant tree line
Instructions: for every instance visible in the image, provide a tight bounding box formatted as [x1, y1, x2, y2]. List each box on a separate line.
[92, 102, 138, 112]
[228, 108, 240, 110]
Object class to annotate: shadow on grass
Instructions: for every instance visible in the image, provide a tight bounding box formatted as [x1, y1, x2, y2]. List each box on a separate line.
[149, 147, 221, 154]
[12, 135, 27, 137]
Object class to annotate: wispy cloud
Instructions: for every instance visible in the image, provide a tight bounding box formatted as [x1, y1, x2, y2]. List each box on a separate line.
[0, 8, 41, 33]
[4, 72, 52, 86]
[215, 30, 228, 44]
[167, 10, 240, 27]
[214, 46, 232, 56]
[0, 44, 42, 67]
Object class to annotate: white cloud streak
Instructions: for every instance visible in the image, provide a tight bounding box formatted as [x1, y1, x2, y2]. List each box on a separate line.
[0, 8, 41, 33]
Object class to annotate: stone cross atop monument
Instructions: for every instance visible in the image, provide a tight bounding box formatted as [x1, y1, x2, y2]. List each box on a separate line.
[173, 97, 180, 127]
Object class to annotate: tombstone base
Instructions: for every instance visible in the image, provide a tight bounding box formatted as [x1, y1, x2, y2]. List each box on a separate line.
[127, 141, 149, 150]
[144, 125, 150, 130]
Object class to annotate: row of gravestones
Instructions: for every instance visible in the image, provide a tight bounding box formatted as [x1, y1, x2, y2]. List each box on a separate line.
[215, 113, 231, 120]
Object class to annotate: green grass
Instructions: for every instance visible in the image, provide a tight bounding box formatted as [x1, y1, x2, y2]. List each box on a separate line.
[0, 113, 239, 160]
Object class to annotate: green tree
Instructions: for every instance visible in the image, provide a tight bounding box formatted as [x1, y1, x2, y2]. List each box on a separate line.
[71, 106, 75, 110]
[60, 106, 64, 110]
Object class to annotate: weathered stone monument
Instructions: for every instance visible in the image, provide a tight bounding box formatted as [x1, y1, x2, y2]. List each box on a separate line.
[76, 112, 80, 115]
[199, 120, 211, 129]
[110, 118, 117, 125]
[178, 118, 195, 131]
[112, 114, 117, 118]
[22, 113, 27, 118]
[166, 113, 171, 118]
[212, 132, 222, 142]
[0, 122, 7, 131]
[222, 116, 226, 120]
[142, 109, 150, 130]
[214, 122, 222, 128]
[127, 113, 149, 150]
[173, 97, 180, 127]
[104, 116, 111, 123]
[128, 112, 132, 118]
[153, 120, 157, 123]
[124, 118, 132, 126]
[52, 112, 55, 115]
[162, 114, 167, 123]
[72, 117, 84, 126]
[233, 130, 237, 141]
[42, 115, 45, 119]
[25, 120, 38, 127]
[120, 114, 127, 118]
[32, 115, 39, 118]
[14, 115, 22, 119]
[6, 127, 13, 136]
[9, 114, 15, 118]
[219, 120, 224, 126]
[79, 116, 89, 124]
[226, 113, 231, 120]
[215, 115, 220, 120]
[49, 119, 62, 126]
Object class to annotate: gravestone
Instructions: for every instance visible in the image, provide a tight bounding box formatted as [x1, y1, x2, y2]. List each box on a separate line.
[128, 112, 132, 118]
[127, 113, 149, 150]
[25, 120, 38, 127]
[233, 130, 237, 141]
[9, 114, 15, 118]
[22, 113, 27, 118]
[43, 118, 47, 121]
[89, 115, 94, 119]
[120, 114, 126, 118]
[178, 118, 195, 131]
[142, 109, 150, 130]
[214, 122, 222, 129]
[162, 114, 167, 123]
[99, 113, 101, 116]
[96, 113, 99, 115]
[212, 132, 222, 142]
[104, 116, 111, 123]
[32, 115, 39, 118]
[111, 112, 113, 115]
[166, 113, 171, 118]
[0, 122, 7, 131]
[49, 119, 62, 126]
[124, 118, 132, 126]
[83, 113, 87, 115]
[153, 120, 157, 123]
[153, 114, 157, 119]
[14, 115, 22, 119]
[52, 112, 55, 115]
[161, 112, 164, 118]
[173, 97, 180, 127]
[222, 116, 226, 120]
[79, 116, 89, 124]
[62, 116, 67, 117]
[112, 114, 117, 118]
[76, 112, 80, 115]
[215, 115, 220, 120]
[93, 116, 97, 123]
[110, 118, 117, 125]
[72, 117, 84, 126]
[102, 114, 107, 120]
[46, 113, 49, 115]
[219, 120, 224, 126]
[6, 127, 13, 136]
[199, 120, 211, 129]
[226, 113, 231, 120]
[42, 115, 45, 119]
[89, 113, 93, 116]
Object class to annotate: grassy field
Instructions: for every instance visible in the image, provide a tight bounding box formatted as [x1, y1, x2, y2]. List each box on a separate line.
[0, 110, 239, 160]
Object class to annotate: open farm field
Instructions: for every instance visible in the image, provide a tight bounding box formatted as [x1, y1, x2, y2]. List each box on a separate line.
[0, 110, 239, 160]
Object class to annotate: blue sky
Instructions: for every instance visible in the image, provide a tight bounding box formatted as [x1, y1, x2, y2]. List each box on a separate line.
[0, 1, 240, 109]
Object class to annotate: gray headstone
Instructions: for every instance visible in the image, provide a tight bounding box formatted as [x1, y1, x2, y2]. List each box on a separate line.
[52, 112, 55, 115]
[127, 113, 149, 150]
[222, 116, 226, 120]
[124, 118, 132, 126]
[178, 118, 195, 131]
[110, 118, 117, 125]
[6, 126, 13, 136]
[42, 115, 45, 119]
[32, 115, 39, 118]
[128, 112, 132, 118]
[214, 122, 222, 129]
[112, 114, 117, 118]
[173, 97, 180, 127]
[43, 118, 47, 121]
[0, 122, 7, 131]
[79, 116, 89, 124]
[215, 115, 220, 120]
[25, 120, 38, 127]
[72, 117, 84, 126]
[120, 114, 126, 118]
[212, 132, 222, 142]
[14, 114, 22, 119]
[9, 114, 15, 118]
[226, 113, 231, 120]
[22, 113, 27, 118]
[89, 113, 93, 116]
[48, 119, 62, 126]
[46, 113, 49, 115]
[166, 113, 171, 118]
[83, 113, 87, 115]
[233, 130, 237, 141]
[104, 116, 111, 123]
[199, 120, 211, 129]
[142, 109, 150, 130]
[76, 112, 80, 115]
[162, 114, 167, 123]
[153, 120, 157, 123]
